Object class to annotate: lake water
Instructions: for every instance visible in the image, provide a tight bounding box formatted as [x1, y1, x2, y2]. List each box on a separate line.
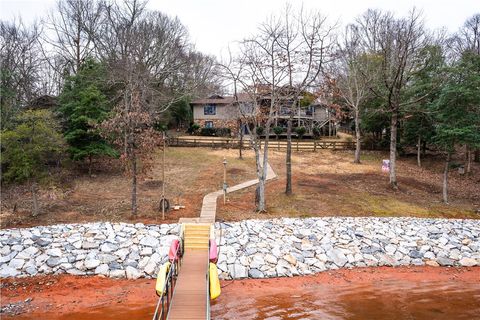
[8, 277, 480, 320]
[211, 280, 480, 320]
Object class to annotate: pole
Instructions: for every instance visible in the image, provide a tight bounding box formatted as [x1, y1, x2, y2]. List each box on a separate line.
[162, 132, 166, 220]
[223, 157, 227, 205]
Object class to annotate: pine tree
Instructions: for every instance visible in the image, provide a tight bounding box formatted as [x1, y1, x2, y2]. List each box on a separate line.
[1, 109, 66, 216]
[59, 59, 118, 175]
[434, 52, 480, 203]
[403, 45, 445, 167]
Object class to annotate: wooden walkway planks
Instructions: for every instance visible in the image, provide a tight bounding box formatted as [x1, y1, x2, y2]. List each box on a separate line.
[167, 250, 209, 320]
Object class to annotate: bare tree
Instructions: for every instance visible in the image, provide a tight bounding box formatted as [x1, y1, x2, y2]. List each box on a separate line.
[354, 9, 430, 189]
[449, 14, 480, 56]
[96, 0, 205, 215]
[239, 17, 289, 212]
[329, 24, 378, 164]
[0, 18, 43, 128]
[276, 7, 336, 195]
[45, 0, 103, 75]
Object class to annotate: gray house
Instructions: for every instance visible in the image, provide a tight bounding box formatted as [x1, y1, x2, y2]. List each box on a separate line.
[190, 93, 336, 136]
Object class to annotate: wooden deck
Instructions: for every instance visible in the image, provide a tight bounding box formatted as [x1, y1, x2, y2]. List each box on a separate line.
[168, 250, 208, 319]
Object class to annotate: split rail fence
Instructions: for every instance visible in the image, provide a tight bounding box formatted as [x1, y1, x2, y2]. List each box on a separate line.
[167, 137, 380, 152]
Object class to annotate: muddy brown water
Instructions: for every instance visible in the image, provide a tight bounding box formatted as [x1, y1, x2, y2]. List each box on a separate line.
[211, 280, 480, 320]
[10, 278, 480, 320]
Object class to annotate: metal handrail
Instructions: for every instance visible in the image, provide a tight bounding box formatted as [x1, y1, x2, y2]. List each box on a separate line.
[152, 240, 182, 320]
[206, 240, 211, 320]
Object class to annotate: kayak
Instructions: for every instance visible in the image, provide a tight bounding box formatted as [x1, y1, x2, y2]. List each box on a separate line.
[155, 262, 171, 296]
[169, 239, 180, 262]
[209, 262, 221, 300]
[209, 239, 218, 263]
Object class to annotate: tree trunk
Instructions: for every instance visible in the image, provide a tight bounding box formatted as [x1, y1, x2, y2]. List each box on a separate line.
[474, 149, 480, 163]
[285, 117, 292, 195]
[417, 136, 422, 167]
[466, 148, 471, 174]
[389, 110, 399, 189]
[31, 182, 39, 217]
[131, 155, 137, 215]
[88, 154, 93, 176]
[239, 126, 243, 160]
[354, 108, 361, 164]
[443, 152, 450, 203]
[253, 145, 267, 213]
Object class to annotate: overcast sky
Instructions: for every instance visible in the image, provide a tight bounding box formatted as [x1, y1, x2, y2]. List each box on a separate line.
[1, 0, 478, 58]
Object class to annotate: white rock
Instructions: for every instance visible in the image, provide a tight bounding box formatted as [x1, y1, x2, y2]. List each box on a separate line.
[95, 264, 110, 276]
[110, 269, 126, 278]
[46, 248, 62, 257]
[139, 236, 159, 248]
[459, 257, 477, 267]
[126, 266, 142, 279]
[144, 261, 157, 275]
[8, 258, 25, 270]
[16, 247, 39, 259]
[327, 249, 348, 267]
[1, 265, 21, 277]
[84, 259, 101, 269]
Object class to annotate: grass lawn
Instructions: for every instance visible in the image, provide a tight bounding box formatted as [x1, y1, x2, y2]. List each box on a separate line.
[217, 149, 480, 221]
[2, 146, 478, 229]
[0, 148, 256, 228]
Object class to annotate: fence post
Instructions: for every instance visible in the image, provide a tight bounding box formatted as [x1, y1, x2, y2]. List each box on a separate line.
[314, 140, 316, 152]
[333, 141, 336, 151]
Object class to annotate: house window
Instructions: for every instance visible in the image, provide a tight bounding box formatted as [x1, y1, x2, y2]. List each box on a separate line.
[204, 104, 216, 115]
[205, 121, 214, 128]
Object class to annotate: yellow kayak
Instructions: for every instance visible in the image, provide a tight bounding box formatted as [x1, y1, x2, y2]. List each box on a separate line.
[209, 263, 221, 300]
[155, 262, 171, 296]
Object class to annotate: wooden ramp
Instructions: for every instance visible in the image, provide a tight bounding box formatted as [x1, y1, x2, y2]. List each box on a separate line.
[168, 224, 210, 320]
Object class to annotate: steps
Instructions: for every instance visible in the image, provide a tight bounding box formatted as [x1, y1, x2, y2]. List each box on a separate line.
[183, 224, 210, 251]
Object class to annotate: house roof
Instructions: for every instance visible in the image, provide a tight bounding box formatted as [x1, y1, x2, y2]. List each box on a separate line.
[190, 93, 252, 105]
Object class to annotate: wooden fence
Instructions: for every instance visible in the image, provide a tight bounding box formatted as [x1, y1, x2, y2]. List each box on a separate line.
[167, 137, 370, 151]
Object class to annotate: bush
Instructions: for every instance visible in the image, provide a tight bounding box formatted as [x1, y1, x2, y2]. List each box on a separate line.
[200, 127, 216, 136]
[295, 126, 307, 139]
[1, 109, 66, 183]
[215, 128, 231, 137]
[198, 127, 231, 137]
[312, 126, 321, 138]
[273, 126, 284, 136]
[187, 123, 200, 134]
[256, 126, 264, 136]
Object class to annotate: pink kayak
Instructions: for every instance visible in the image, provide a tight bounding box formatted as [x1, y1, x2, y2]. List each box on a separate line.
[169, 239, 180, 262]
[209, 239, 218, 263]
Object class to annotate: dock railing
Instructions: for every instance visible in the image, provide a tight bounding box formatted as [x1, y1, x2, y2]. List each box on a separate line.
[152, 240, 182, 320]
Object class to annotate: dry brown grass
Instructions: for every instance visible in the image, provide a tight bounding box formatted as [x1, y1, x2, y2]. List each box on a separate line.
[217, 149, 480, 221]
[1, 147, 256, 228]
[2, 147, 478, 229]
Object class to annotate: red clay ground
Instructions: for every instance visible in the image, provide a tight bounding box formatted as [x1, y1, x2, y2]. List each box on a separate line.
[1, 267, 478, 319]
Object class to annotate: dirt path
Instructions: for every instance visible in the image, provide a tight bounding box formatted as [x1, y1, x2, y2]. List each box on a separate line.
[1, 266, 478, 319]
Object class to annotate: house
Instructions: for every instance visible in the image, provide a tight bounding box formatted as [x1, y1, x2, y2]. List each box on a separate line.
[190, 91, 337, 137]
[190, 94, 250, 135]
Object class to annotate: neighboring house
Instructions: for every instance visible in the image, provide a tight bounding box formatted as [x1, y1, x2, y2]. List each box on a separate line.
[191, 92, 337, 137]
[190, 94, 250, 135]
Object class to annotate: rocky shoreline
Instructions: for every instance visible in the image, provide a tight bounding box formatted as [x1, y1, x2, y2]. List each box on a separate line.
[1, 217, 479, 279]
